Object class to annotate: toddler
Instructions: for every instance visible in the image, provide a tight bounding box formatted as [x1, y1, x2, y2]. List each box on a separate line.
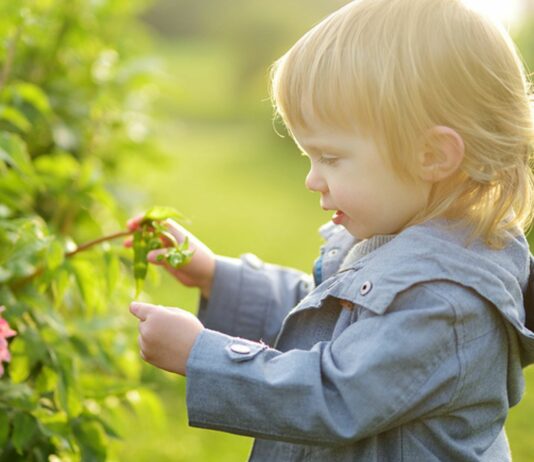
[128, 0, 534, 460]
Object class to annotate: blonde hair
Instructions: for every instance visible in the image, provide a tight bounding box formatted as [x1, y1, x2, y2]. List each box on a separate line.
[270, 0, 534, 247]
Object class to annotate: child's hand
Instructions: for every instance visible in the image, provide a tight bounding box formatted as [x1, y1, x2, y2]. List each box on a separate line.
[125, 215, 216, 298]
[129, 301, 204, 375]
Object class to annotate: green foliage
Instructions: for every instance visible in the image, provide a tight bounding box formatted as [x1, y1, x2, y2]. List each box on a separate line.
[0, 0, 166, 459]
[514, 17, 534, 74]
[133, 206, 192, 297]
[142, 206, 184, 223]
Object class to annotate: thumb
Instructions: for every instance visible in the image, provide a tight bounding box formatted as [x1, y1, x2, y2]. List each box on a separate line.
[126, 213, 145, 232]
[130, 301, 158, 321]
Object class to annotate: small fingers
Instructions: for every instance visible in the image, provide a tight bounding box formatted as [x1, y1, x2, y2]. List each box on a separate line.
[164, 219, 188, 244]
[130, 301, 157, 320]
[159, 231, 177, 247]
[147, 249, 170, 265]
[126, 213, 146, 232]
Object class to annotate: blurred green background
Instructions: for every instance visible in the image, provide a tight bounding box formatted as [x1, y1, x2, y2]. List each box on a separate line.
[110, 1, 534, 460]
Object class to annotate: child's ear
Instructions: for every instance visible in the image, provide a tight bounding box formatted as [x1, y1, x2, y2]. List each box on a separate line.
[418, 126, 465, 183]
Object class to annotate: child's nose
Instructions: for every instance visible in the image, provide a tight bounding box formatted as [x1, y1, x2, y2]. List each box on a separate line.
[305, 167, 327, 193]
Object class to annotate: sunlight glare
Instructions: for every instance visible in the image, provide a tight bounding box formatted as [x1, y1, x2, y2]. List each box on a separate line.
[462, 0, 522, 28]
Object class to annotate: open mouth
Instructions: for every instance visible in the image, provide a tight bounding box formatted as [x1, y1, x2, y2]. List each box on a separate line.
[331, 210, 346, 225]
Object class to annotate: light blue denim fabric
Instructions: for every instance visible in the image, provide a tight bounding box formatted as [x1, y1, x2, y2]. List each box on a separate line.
[187, 219, 534, 461]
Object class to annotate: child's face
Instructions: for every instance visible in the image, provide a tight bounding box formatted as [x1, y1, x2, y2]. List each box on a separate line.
[293, 119, 431, 239]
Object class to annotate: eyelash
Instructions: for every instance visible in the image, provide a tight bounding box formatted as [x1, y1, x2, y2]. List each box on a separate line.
[318, 156, 338, 166]
[300, 152, 339, 166]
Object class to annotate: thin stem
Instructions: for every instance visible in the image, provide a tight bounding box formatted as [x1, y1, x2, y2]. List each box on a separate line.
[66, 230, 131, 257]
[10, 229, 133, 290]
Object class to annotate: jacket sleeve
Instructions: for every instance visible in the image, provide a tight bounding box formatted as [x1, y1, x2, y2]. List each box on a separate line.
[186, 283, 465, 446]
[197, 253, 313, 345]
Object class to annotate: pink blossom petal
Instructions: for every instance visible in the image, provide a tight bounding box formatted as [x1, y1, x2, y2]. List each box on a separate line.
[0, 306, 16, 377]
[0, 346, 9, 361]
[0, 346, 10, 362]
[0, 318, 17, 338]
[0, 336, 12, 363]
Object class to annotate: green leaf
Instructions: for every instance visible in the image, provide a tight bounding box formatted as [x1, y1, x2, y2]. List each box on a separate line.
[70, 259, 105, 315]
[0, 265, 12, 283]
[9, 338, 32, 384]
[35, 366, 58, 394]
[9, 323, 49, 384]
[33, 152, 80, 183]
[0, 411, 9, 446]
[0, 105, 31, 133]
[135, 278, 143, 298]
[37, 410, 70, 440]
[125, 388, 166, 432]
[12, 413, 37, 454]
[57, 376, 83, 420]
[133, 228, 148, 298]
[73, 417, 107, 462]
[0, 132, 34, 177]
[51, 267, 71, 309]
[103, 250, 120, 296]
[0, 284, 17, 308]
[9, 353, 31, 384]
[45, 240, 65, 271]
[164, 246, 193, 269]
[92, 415, 121, 439]
[0, 382, 35, 411]
[8, 82, 51, 116]
[142, 205, 184, 223]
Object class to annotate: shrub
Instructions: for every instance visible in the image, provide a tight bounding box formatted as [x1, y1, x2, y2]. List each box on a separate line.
[0, 1, 164, 459]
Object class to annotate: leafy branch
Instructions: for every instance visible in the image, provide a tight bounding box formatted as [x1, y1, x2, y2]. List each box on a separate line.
[10, 206, 192, 294]
[130, 206, 193, 297]
[9, 229, 133, 291]
[65, 230, 131, 257]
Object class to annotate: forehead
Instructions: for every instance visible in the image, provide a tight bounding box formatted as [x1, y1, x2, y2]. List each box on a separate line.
[291, 119, 371, 154]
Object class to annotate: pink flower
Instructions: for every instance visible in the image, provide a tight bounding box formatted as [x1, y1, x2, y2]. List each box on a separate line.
[0, 305, 17, 378]
[0, 318, 17, 338]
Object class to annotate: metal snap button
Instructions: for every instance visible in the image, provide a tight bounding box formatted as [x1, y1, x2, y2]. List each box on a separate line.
[230, 344, 251, 354]
[327, 248, 339, 258]
[360, 281, 373, 295]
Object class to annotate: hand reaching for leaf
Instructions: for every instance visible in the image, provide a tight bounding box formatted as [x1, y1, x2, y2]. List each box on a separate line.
[125, 211, 216, 298]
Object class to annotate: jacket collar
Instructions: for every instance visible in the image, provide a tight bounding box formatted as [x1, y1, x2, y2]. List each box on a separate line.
[296, 219, 534, 366]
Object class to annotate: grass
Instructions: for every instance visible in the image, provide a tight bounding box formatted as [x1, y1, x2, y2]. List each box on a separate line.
[507, 367, 534, 460]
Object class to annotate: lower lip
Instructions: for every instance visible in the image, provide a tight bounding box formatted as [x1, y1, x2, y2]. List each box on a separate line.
[332, 210, 346, 225]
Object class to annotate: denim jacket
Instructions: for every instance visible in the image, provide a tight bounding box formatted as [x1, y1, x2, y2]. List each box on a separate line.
[186, 219, 534, 461]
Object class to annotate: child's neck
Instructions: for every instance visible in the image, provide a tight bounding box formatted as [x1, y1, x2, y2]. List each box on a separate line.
[340, 234, 396, 270]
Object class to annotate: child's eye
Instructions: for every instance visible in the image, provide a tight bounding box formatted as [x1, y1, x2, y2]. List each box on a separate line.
[318, 155, 338, 165]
